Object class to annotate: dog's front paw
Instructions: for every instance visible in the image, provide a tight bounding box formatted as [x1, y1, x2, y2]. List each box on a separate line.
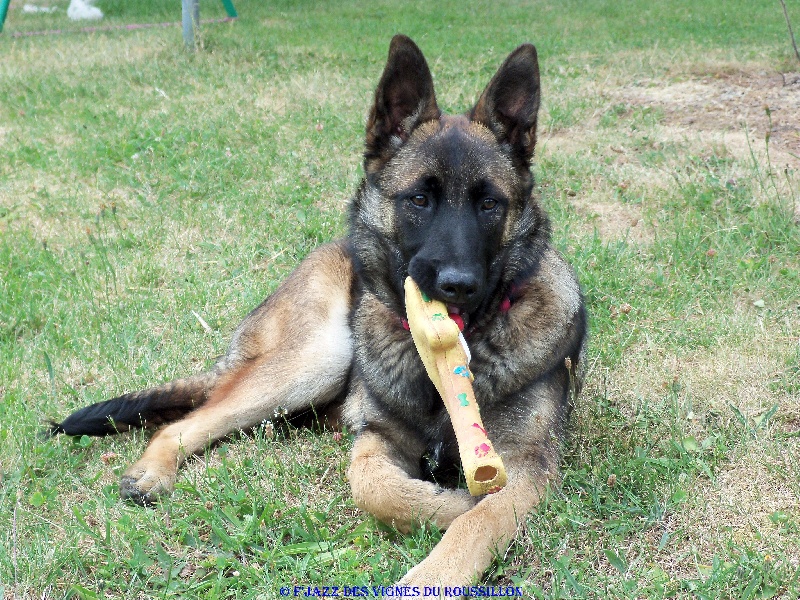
[397, 529, 482, 597]
[119, 462, 176, 506]
[398, 562, 469, 594]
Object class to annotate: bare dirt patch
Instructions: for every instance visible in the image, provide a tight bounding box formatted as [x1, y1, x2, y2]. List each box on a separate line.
[538, 137, 657, 244]
[574, 199, 649, 244]
[540, 67, 800, 241]
[616, 70, 800, 166]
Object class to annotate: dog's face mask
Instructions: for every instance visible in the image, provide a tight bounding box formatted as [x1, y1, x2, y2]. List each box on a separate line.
[384, 118, 519, 316]
[356, 35, 543, 320]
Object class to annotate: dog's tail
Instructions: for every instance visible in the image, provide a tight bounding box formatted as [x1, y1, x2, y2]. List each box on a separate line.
[46, 371, 216, 437]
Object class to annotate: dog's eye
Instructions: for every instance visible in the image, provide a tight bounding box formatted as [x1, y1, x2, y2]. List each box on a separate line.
[481, 198, 498, 211]
[409, 194, 430, 208]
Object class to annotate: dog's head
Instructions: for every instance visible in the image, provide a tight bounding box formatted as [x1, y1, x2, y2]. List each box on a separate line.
[351, 35, 549, 325]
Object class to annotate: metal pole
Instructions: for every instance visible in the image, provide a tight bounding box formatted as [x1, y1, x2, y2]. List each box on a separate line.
[181, 0, 199, 48]
[1, 0, 12, 33]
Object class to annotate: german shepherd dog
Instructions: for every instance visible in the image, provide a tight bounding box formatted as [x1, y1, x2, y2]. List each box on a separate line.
[52, 35, 587, 587]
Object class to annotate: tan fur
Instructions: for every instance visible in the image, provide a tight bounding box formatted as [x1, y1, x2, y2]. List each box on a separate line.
[120, 241, 354, 501]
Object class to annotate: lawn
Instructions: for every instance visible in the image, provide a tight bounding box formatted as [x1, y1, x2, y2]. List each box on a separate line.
[1, 0, 799, 598]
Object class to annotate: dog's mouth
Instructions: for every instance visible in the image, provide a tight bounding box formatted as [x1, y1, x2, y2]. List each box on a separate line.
[399, 271, 478, 332]
[445, 304, 468, 332]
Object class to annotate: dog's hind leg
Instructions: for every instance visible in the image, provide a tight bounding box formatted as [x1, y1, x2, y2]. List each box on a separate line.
[118, 241, 354, 504]
[120, 348, 350, 503]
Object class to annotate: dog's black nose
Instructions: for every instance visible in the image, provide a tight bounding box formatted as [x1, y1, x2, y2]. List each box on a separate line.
[436, 267, 480, 306]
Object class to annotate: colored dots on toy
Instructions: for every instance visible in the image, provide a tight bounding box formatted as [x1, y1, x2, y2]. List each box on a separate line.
[453, 365, 471, 378]
[475, 443, 491, 458]
[458, 393, 469, 406]
[471, 422, 487, 436]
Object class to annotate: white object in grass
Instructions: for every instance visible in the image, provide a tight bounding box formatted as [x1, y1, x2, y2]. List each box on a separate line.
[67, 0, 103, 21]
[22, 4, 58, 13]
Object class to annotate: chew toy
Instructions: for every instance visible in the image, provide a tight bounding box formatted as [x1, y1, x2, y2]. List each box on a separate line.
[404, 277, 507, 496]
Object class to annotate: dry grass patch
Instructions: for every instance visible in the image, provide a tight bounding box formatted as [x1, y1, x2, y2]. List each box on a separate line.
[596, 320, 797, 427]
[0, 31, 173, 77]
[582, 321, 800, 573]
[540, 62, 800, 251]
[573, 199, 649, 244]
[562, 320, 799, 589]
[673, 442, 800, 565]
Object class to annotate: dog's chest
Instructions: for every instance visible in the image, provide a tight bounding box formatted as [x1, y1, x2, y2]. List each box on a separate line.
[352, 291, 509, 428]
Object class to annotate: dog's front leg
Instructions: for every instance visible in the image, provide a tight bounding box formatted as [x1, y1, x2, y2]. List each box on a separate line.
[348, 429, 477, 533]
[397, 453, 556, 590]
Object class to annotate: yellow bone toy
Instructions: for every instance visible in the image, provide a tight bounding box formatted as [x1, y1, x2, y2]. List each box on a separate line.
[404, 276, 507, 496]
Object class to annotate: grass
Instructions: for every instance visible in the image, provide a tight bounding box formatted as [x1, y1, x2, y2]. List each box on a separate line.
[2, 0, 799, 598]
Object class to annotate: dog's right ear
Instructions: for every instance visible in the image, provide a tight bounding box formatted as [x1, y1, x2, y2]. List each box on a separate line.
[471, 44, 541, 169]
[365, 35, 440, 173]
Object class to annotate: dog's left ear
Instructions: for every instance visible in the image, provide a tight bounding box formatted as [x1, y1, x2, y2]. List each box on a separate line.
[471, 44, 541, 167]
[365, 35, 440, 173]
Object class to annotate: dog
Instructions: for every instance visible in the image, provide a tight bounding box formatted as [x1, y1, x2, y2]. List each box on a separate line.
[51, 35, 587, 587]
